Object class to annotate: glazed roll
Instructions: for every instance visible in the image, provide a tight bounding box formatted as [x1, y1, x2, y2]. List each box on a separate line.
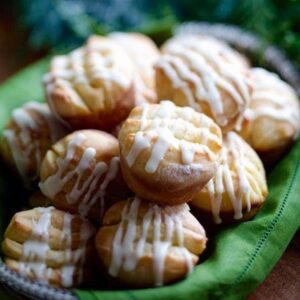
[39, 130, 130, 223]
[0, 101, 69, 188]
[43, 35, 137, 130]
[28, 190, 52, 208]
[2, 207, 96, 288]
[109, 32, 160, 105]
[238, 68, 300, 165]
[162, 34, 250, 70]
[191, 132, 268, 225]
[119, 100, 223, 205]
[96, 196, 207, 287]
[155, 35, 252, 132]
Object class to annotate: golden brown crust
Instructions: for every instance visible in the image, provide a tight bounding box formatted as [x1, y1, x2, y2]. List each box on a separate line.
[0, 102, 69, 187]
[2, 207, 96, 288]
[238, 68, 300, 165]
[109, 32, 160, 105]
[95, 198, 207, 287]
[161, 34, 250, 70]
[39, 130, 130, 223]
[155, 35, 252, 132]
[118, 101, 222, 205]
[191, 132, 268, 225]
[48, 82, 136, 131]
[44, 36, 137, 130]
[190, 201, 263, 232]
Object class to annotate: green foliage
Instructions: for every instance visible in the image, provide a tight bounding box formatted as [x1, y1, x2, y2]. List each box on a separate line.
[14, 0, 300, 65]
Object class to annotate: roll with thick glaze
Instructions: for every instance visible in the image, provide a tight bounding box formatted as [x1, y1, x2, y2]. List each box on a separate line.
[96, 197, 207, 287]
[118, 101, 223, 205]
[2, 207, 96, 288]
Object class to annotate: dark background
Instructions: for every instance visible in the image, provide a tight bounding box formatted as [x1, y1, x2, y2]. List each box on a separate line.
[1, 0, 300, 82]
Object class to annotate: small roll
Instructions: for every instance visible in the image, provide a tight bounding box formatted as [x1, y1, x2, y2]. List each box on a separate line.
[0, 101, 69, 188]
[39, 130, 130, 223]
[119, 100, 223, 205]
[155, 34, 252, 132]
[238, 68, 300, 165]
[96, 196, 207, 287]
[43, 35, 137, 130]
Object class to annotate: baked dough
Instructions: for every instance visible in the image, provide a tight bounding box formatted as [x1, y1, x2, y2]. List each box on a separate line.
[39, 130, 130, 223]
[28, 190, 52, 208]
[238, 68, 300, 164]
[0, 101, 69, 188]
[43, 35, 137, 130]
[2, 207, 96, 287]
[191, 132, 268, 224]
[109, 32, 160, 105]
[155, 35, 252, 132]
[119, 100, 223, 205]
[96, 197, 207, 287]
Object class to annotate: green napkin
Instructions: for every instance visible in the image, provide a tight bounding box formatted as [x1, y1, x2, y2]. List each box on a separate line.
[0, 60, 299, 300]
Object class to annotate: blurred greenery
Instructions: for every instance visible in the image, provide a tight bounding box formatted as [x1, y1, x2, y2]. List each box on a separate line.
[13, 0, 300, 65]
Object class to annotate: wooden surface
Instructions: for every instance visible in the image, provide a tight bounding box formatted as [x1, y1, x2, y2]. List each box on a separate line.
[248, 232, 300, 300]
[0, 2, 299, 299]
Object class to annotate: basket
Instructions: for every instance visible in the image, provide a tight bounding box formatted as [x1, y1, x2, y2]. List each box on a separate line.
[0, 22, 299, 300]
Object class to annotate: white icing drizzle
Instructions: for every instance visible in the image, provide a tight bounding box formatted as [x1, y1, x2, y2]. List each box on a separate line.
[125, 101, 221, 173]
[60, 211, 95, 287]
[23, 102, 68, 142]
[180, 141, 196, 164]
[156, 36, 250, 127]
[241, 68, 300, 138]
[61, 212, 75, 287]
[133, 74, 157, 105]
[144, 129, 172, 173]
[39, 133, 120, 219]
[61, 265, 75, 288]
[206, 132, 260, 224]
[40, 133, 87, 198]
[109, 32, 159, 105]
[78, 156, 120, 218]
[3, 102, 67, 184]
[18, 207, 54, 283]
[43, 37, 134, 116]
[109, 197, 196, 286]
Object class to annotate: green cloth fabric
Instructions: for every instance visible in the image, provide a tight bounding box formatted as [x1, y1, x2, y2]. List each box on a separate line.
[0, 59, 299, 300]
